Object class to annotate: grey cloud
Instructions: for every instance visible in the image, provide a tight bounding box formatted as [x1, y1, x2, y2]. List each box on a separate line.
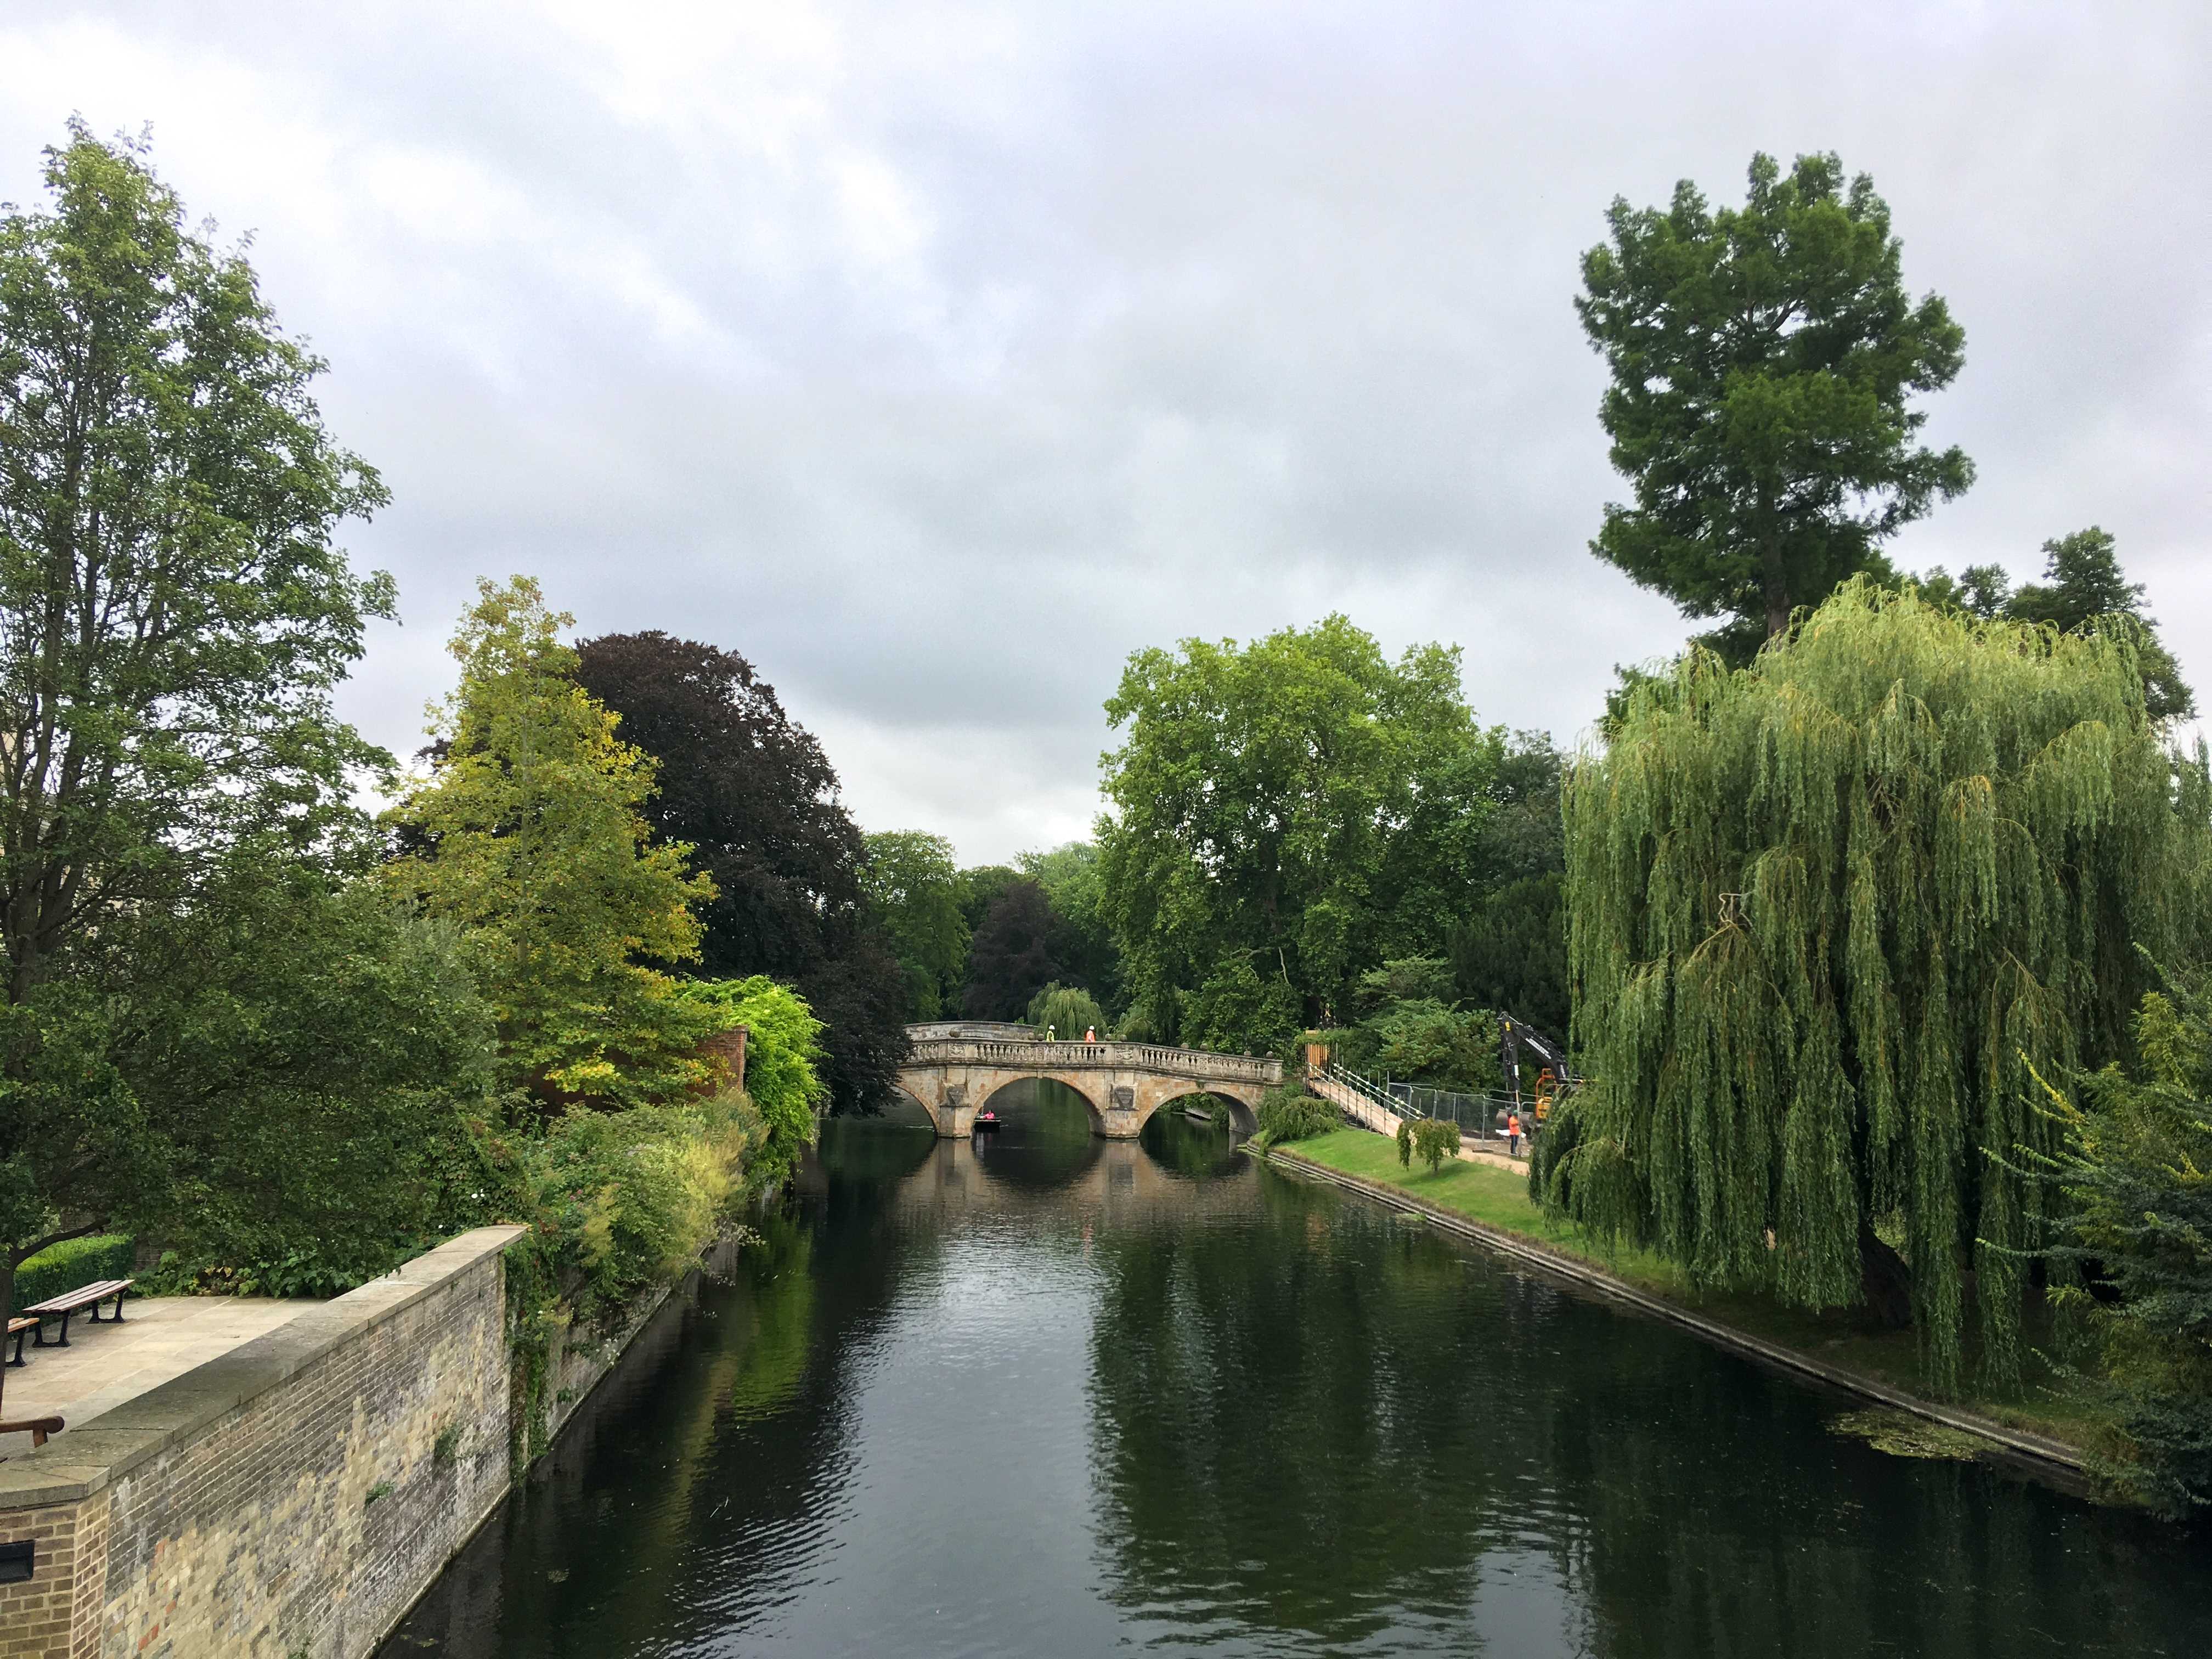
[2, 0, 2205, 860]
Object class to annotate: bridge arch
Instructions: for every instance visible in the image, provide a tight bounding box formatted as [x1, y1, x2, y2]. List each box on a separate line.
[892, 1033, 1280, 1141]
[975, 1074, 1109, 1134]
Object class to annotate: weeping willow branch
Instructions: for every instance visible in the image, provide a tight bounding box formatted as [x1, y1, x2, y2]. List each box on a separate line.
[1552, 579, 2212, 1391]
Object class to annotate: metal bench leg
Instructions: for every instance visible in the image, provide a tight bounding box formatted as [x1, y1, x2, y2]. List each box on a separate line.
[48, 1310, 70, 1348]
[5, 1330, 24, 1367]
[110, 1288, 127, 1323]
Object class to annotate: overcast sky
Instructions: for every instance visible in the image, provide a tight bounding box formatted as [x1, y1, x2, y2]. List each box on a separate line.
[3, 3, 2205, 863]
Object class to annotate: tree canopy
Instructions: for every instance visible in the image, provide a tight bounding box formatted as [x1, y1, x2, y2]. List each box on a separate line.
[387, 579, 718, 1105]
[1097, 616, 1497, 1049]
[1918, 528, 2195, 723]
[861, 830, 969, 1020]
[2034, 972, 2212, 1508]
[963, 877, 1063, 1020]
[0, 127, 408, 1311]
[573, 630, 910, 1110]
[1578, 151, 1972, 656]
[1543, 580, 2211, 1388]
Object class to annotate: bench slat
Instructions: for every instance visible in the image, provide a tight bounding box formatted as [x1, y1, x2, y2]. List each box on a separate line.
[22, 1278, 132, 1316]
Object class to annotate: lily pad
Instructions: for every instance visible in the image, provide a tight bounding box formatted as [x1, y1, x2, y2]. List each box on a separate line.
[1830, 1408, 1987, 1461]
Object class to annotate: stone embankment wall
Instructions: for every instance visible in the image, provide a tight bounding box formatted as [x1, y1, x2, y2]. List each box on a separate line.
[0, 1227, 535, 1659]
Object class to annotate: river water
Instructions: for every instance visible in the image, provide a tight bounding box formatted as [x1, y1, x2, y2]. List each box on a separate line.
[382, 1091, 2211, 1657]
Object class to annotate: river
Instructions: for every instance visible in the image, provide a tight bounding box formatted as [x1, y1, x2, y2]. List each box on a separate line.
[381, 1089, 2211, 1657]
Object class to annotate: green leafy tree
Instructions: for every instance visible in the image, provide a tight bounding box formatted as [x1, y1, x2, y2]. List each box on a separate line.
[1547, 580, 2211, 1389]
[1018, 840, 1124, 1008]
[1578, 151, 1972, 656]
[1098, 616, 1497, 1041]
[0, 126, 396, 1341]
[1028, 982, 1107, 1042]
[1412, 1117, 1461, 1175]
[1922, 528, 2194, 723]
[1396, 1117, 1414, 1169]
[2020, 975, 2212, 1509]
[861, 831, 969, 1019]
[1448, 733, 1570, 1034]
[388, 578, 718, 1105]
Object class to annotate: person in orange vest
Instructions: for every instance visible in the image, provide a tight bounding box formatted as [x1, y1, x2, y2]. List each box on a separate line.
[1084, 1025, 1097, 1043]
[1507, 1110, 1522, 1159]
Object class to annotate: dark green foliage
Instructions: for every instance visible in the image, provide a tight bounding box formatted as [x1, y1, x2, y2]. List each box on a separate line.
[1451, 874, 1569, 1037]
[1255, 1087, 1338, 1144]
[572, 630, 911, 1112]
[1396, 1118, 1414, 1169]
[1181, 952, 1303, 1055]
[114, 867, 504, 1296]
[1919, 528, 2194, 723]
[1367, 1001, 1502, 1094]
[964, 879, 1063, 1019]
[8, 1234, 132, 1316]
[1578, 151, 1971, 646]
[2031, 977, 2212, 1508]
[1555, 580, 2210, 1389]
[1448, 732, 1570, 1032]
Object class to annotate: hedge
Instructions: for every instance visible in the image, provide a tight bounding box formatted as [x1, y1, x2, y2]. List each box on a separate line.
[9, 1234, 136, 1317]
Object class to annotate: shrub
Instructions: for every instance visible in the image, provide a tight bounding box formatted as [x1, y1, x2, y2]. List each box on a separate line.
[531, 1086, 763, 1328]
[1412, 1118, 1461, 1174]
[1255, 1086, 1337, 1143]
[1396, 1118, 1414, 1169]
[10, 1233, 133, 1316]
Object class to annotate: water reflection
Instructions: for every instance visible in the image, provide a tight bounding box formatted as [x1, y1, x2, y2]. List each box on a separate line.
[382, 1121, 2212, 1659]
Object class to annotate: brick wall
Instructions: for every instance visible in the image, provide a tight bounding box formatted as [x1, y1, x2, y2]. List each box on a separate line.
[0, 1227, 527, 1659]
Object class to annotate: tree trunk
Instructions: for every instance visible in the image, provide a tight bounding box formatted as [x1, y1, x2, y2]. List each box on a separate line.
[1857, 1221, 1914, 1330]
[0, 1257, 13, 1420]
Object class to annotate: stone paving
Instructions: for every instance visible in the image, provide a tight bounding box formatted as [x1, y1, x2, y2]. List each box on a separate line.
[0, 1295, 315, 1458]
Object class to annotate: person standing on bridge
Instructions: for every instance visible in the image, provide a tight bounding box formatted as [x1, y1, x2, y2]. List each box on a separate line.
[1085, 1025, 1097, 1043]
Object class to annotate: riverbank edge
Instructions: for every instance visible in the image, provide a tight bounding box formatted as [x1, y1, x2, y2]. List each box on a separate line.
[1264, 1143, 2089, 1476]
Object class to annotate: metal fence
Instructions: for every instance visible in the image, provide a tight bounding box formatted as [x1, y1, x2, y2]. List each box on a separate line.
[1322, 1061, 1575, 1144]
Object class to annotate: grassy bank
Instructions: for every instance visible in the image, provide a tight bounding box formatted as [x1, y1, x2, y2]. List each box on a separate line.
[1275, 1128, 2115, 1457]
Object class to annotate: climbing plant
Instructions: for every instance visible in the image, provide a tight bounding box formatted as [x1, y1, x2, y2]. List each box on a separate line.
[1545, 579, 2212, 1389]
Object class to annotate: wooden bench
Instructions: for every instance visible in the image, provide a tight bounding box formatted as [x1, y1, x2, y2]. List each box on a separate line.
[4, 1317, 33, 1367]
[0, 1415, 63, 1448]
[21, 1278, 133, 1350]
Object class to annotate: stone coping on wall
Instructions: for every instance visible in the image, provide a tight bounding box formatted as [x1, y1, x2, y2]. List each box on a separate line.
[0, 1224, 528, 1513]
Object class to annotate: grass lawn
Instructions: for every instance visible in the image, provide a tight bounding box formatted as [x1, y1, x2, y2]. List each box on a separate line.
[1276, 1127, 2115, 1454]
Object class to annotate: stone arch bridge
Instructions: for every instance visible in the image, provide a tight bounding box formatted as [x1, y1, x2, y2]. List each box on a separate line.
[894, 1034, 1283, 1138]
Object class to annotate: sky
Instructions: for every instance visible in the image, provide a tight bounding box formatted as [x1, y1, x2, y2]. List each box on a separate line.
[2, 2, 2206, 864]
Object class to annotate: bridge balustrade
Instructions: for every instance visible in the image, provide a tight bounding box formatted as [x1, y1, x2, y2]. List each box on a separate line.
[902, 1037, 1281, 1085]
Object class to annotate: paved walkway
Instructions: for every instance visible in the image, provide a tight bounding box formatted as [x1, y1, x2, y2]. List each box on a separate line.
[0, 1295, 316, 1458]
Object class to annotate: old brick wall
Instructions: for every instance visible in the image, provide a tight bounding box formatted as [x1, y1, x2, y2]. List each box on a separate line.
[0, 1493, 108, 1659]
[0, 1227, 526, 1659]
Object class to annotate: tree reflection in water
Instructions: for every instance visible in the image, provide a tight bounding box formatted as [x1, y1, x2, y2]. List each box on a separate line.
[385, 1121, 2212, 1659]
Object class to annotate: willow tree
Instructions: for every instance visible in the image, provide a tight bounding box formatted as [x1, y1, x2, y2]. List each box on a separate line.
[1548, 580, 2211, 1387]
